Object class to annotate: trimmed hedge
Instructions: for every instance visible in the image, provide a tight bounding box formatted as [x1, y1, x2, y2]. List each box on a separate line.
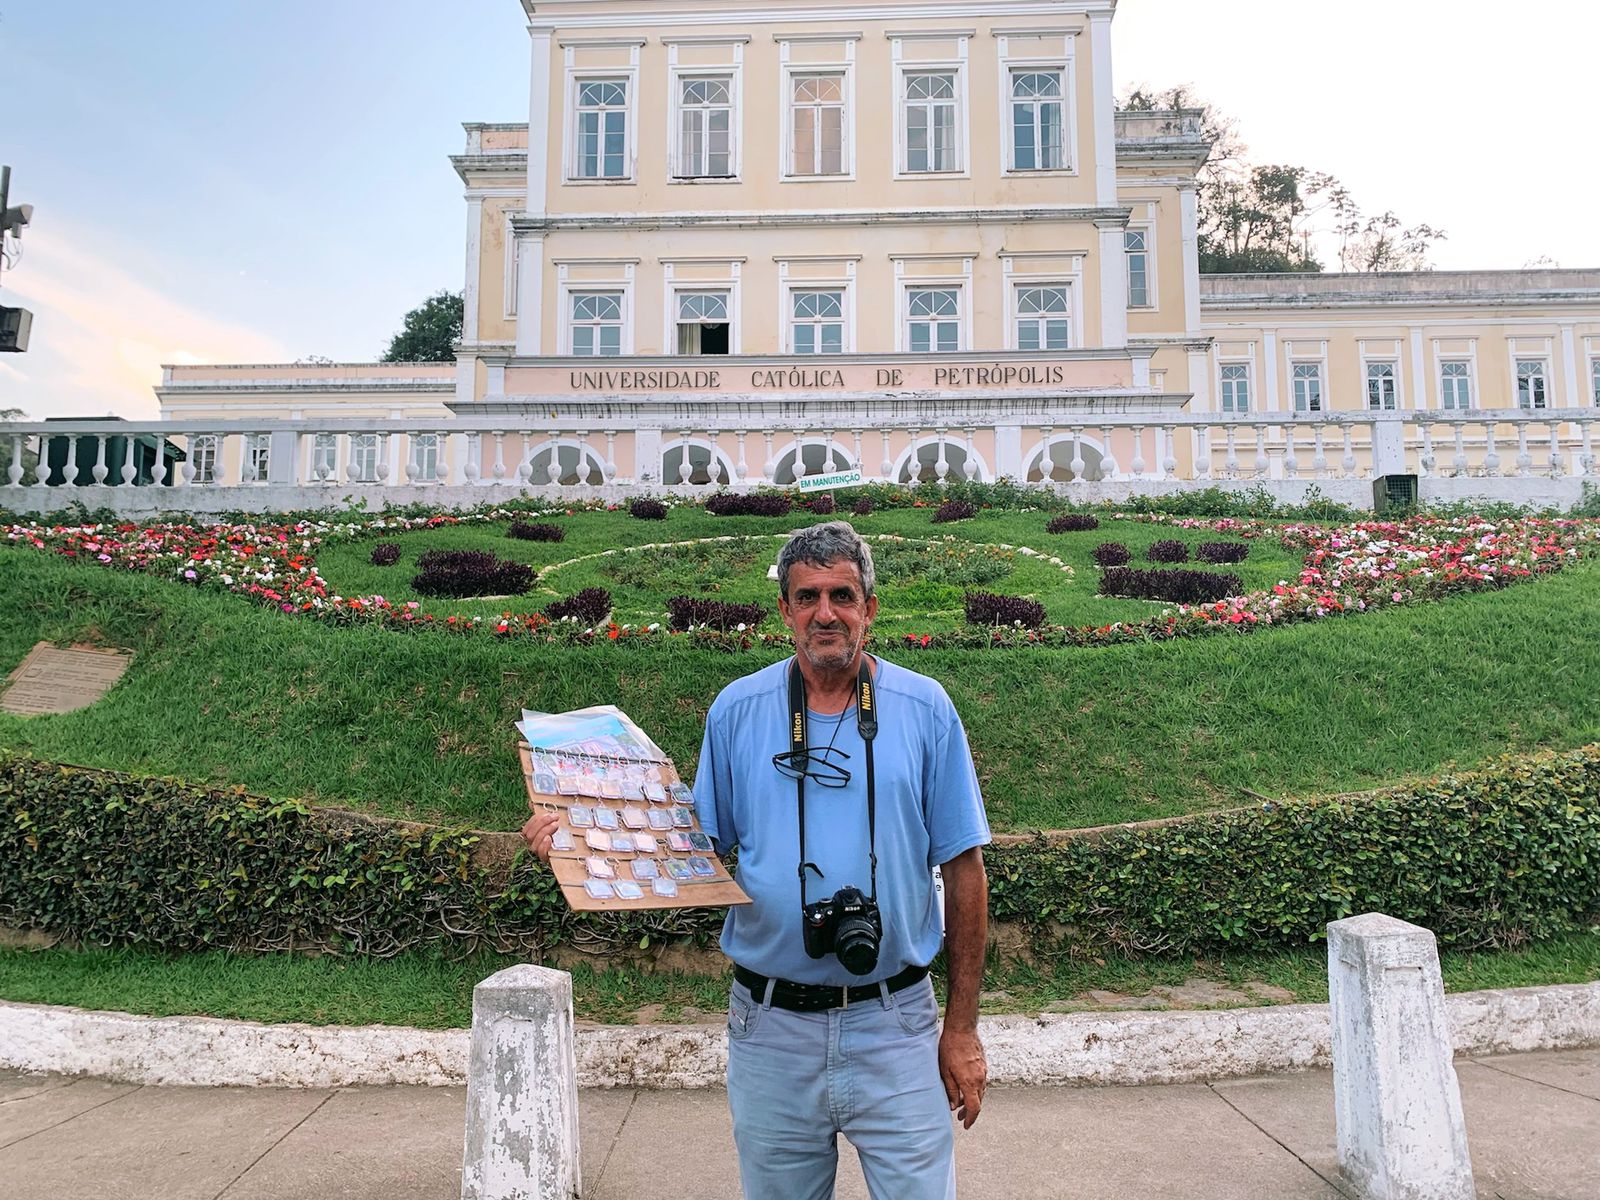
[370, 543, 402, 567]
[666, 595, 769, 632]
[964, 591, 1048, 629]
[1146, 539, 1190, 563]
[1046, 513, 1100, 534]
[1197, 541, 1250, 564]
[1100, 566, 1242, 604]
[507, 522, 565, 543]
[705, 493, 792, 518]
[2, 748, 1596, 958]
[412, 550, 534, 599]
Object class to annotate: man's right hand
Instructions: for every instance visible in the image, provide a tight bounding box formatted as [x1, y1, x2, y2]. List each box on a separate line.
[521, 809, 561, 863]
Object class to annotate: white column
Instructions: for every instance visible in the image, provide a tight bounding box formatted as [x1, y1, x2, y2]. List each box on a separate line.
[1088, 12, 1117, 207]
[1097, 219, 1129, 349]
[994, 425, 1022, 481]
[1328, 914, 1474, 1200]
[634, 427, 662, 485]
[1408, 327, 1427, 412]
[1179, 184, 1201, 336]
[1559, 324, 1580, 408]
[515, 236, 546, 356]
[526, 27, 554, 218]
[1263, 330, 1281, 413]
[461, 965, 581, 1200]
[462, 196, 484, 343]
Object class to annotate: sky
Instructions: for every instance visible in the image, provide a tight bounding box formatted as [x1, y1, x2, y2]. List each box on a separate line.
[3, 0, 1596, 420]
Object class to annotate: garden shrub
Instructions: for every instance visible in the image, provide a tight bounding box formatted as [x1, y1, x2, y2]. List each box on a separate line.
[1046, 513, 1100, 534]
[666, 596, 769, 632]
[370, 543, 401, 567]
[964, 591, 1048, 629]
[809, 494, 837, 515]
[1093, 542, 1132, 568]
[412, 550, 534, 599]
[541, 587, 612, 625]
[1100, 566, 1242, 604]
[630, 499, 668, 520]
[705, 493, 792, 518]
[852, 497, 875, 516]
[1146, 539, 1189, 563]
[3, 747, 1595, 958]
[507, 521, 565, 543]
[1196, 541, 1250, 564]
[931, 498, 976, 524]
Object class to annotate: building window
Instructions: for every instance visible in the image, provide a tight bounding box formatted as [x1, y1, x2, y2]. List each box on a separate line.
[1292, 363, 1323, 413]
[791, 290, 844, 355]
[1015, 285, 1070, 351]
[352, 433, 379, 484]
[676, 290, 731, 355]
[1440, 361, 1473, 410]
[413, 433, 440, 482]
[1516, 359, 1548, 409]
[574, 79, 629, 180]
[1010, 70, 1064, 170]
[1591, 358, 1600, 407]
[312, 434, 338, 480]
[790, 74, 845, 176]
[245, 434, 271, 483]
[676, 76, 733, 178]
[1125, 230, 1151, 308]
[190, 434, 218, 484]
[1219, 363, 1251, 414]
[1366, 362, 1398, 410]
[903, 72, 958, 173]
[906, 288, 961, 352]
[570, 291, 624, 356]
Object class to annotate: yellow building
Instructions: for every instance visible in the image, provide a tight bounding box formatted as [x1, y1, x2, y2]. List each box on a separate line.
[105, 0, 1600, 507]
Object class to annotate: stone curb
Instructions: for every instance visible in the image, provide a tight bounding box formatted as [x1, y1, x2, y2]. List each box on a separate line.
[3, 981, 1597, 1090]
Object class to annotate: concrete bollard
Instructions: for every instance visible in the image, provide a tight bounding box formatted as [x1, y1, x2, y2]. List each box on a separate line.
[1328, 913, 1475, 1200]
[461, 965, 582, 1200]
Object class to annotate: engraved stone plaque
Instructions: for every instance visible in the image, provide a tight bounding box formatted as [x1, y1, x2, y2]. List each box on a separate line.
[1, 643, 133, 716]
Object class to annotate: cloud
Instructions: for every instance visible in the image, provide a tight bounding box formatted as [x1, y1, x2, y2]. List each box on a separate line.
[1, 222, 288, 420]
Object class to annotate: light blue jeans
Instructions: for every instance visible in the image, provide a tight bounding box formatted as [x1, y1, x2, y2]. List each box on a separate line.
[726, 975, 956, 1200]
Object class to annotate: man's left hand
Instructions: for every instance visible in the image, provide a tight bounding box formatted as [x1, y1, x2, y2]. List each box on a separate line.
[938, 1025, 987, 1129]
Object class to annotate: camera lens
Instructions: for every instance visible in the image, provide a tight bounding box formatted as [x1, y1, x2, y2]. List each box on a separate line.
[833, 913, 880, 976]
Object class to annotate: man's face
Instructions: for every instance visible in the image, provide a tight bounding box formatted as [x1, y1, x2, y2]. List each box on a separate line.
[778, 558, 879, 674]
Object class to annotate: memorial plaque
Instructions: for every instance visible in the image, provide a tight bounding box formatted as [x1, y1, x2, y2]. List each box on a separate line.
[1, 643, 133, 716]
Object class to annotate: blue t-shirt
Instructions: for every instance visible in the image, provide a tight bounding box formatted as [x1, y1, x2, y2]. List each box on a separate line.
[692, 655, 991, 986]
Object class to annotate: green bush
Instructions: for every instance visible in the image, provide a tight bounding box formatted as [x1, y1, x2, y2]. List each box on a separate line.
[2, 747, 1596, 960]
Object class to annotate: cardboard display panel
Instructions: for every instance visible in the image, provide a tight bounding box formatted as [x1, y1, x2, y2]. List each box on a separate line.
[520, 743, 751, 913]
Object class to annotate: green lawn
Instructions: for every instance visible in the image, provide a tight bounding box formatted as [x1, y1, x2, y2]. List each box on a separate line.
[311, 508, 1308, 631]
[3, 933, 1595, 1027]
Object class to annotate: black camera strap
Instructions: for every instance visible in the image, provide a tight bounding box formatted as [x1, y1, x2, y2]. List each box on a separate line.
[790, 657, 879, 909]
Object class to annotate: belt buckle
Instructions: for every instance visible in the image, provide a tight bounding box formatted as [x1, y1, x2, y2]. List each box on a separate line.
[840, 984, 849, 1010]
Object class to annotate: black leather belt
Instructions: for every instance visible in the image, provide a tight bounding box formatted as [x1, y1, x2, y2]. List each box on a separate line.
[733, 963, 929, 1012]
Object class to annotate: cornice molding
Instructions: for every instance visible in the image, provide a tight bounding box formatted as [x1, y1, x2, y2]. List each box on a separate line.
[514, 205, 1130, 233]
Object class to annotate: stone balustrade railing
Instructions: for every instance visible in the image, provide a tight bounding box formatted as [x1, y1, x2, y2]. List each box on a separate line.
[3, 409, 1596, 515]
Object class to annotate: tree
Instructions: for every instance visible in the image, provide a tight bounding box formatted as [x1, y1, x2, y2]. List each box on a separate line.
[1337, 212, 1447, 272]
[380, 291, 463, 362]
[1119, 85, 1442, 275]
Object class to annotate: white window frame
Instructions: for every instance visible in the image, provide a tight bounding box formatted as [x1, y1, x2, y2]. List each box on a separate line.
[667, 284, 739, 356]
[351, 433, 379, 484]
[413, 433, 440, 483]
[1002, 64, 1072, 174]
[189, 434, 219, 485]
[1291, 362, 1324, 413]
[1590, 356, 1600, 407]
[245, 433, 271, 483]
[1438, 360, 1474, 411]
[1125, 225, 1156, 309]
[311, 433, 339, 480]
[1515, 358, 1550, 410]
[556, 275, 636, 360]
[901, 285, 965, 354]
[892, 49, 969, 180]
[669, 69, 740, 181]
[1219, 362, 1252, 414]
[1365, 360, 1399, 411]
[1011, 282, 1073, 352]
[782, 66, 854, 180]
[785, 285, 851, 355]
[562, 46, 642, 185]
[564, 289, 629, 357]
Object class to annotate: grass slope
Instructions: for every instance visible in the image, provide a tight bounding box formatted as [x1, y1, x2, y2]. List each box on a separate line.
[4, 933, 1596, 1027]
[2, 544, 1598, 830]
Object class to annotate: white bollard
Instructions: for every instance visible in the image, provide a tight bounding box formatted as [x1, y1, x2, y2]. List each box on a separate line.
[462, 965, 582, 1200]
[1328, 913, 1475, 1200]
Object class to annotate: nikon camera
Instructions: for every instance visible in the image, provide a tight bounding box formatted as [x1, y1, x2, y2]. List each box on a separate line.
[801, 885, 882, 976]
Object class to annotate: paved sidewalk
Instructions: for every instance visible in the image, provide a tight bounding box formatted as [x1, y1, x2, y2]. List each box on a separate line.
[0, 1050, 1595, 1199]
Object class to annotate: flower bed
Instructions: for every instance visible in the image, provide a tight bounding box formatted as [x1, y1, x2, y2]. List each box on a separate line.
[4, 511, 1598, 652]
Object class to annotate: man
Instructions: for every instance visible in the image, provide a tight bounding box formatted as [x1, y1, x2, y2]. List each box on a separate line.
[525, 520, 990, 1199]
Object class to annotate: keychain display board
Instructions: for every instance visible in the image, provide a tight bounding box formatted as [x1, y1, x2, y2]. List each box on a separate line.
[518, 720, 750, 913]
